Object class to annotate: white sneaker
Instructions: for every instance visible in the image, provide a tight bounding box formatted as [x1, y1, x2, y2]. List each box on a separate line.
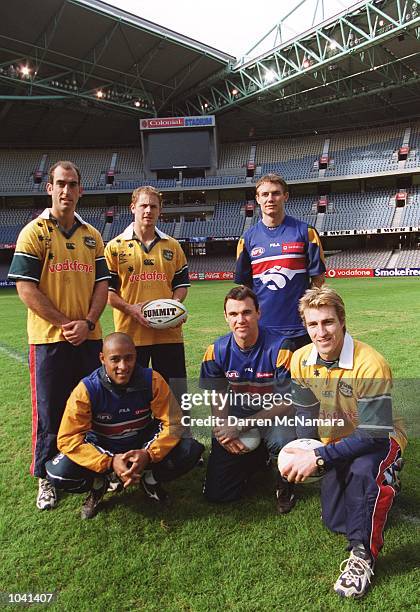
[106, 472, 123, 493]
[36, 478, 57, 511]
[334, 547, 374, 599]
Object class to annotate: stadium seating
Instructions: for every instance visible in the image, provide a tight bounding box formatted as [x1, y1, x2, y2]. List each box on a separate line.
[325, 249, 392, 268]
[393, 248, 420, 267]
[188, 255, 235, 272]
[1, 122, 419, 195]
[0, 208, 33, 243]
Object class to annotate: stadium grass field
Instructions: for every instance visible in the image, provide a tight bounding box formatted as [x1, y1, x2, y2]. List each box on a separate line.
[0, 278, 419, 611]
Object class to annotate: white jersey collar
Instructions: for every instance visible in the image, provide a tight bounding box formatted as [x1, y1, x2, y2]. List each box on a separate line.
[306, 332, 354, 369]
[121, 222, 169, 240]
[40, 208, 86, 225]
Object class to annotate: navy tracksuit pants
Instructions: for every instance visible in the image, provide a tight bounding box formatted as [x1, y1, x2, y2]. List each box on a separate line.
[29, 341, 102, 478]
[321, 438, 402, 560]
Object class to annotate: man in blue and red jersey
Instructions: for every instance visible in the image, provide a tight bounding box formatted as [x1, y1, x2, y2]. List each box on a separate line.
[200, 286, 296, 513]
[46, 333, 204, 519]
[235, 174, 325, 351]
[281, 286, 406, 599]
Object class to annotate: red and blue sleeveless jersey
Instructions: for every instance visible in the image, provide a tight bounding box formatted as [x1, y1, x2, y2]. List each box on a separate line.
[200, 327, 293, 414]
[235, 216, 325, 336]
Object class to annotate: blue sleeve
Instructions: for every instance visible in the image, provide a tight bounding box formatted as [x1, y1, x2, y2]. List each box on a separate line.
[199, 346, 228, 392]
[235, 237, 253, 286]
[291, 379, 321, 439]
[306, 226, 326, 277]
[317, 433, 390, 466]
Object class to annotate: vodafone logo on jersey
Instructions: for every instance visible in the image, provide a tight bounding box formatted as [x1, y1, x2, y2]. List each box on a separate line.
[282, 242, 305, 254]
[129, 271, 168, 282]
[48, 259, 93, 273]
[251, 246, 265, 257]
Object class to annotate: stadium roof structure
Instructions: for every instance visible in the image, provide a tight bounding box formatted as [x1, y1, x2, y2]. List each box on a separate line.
[0, 0, 419, 146]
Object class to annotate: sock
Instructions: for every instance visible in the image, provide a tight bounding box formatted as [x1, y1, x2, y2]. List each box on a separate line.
[143, 470, 158, 485]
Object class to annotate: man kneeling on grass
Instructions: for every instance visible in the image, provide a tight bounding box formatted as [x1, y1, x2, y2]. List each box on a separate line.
[281, 286, 407, 599]
[46, 332, 204, 518]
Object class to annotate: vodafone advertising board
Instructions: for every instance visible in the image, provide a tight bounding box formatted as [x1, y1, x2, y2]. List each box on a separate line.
[326, 268, 374, 278]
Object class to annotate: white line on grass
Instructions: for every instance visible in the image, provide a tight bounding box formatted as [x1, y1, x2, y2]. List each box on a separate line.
[0, 343, 26, 364]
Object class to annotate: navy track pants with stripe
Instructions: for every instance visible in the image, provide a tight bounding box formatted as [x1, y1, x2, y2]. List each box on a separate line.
[29, 340, 102, 478]
[321, 438, 402, 559]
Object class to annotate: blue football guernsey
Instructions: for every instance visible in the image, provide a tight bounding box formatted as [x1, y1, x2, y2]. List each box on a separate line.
[235, 216, 325, 336]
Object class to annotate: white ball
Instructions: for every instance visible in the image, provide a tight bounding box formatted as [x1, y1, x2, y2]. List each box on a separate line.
[238, 427, 261, 452]
[278, 438, 325, 483]
[141, 298, 188, 329]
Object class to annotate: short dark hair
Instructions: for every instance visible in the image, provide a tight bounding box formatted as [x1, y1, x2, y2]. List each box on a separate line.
[224, 286, 259, 312]
[48, 161, 81, 185]
[255, 173, 288, 195]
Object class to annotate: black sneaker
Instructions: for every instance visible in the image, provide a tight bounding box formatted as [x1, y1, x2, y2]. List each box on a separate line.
[141, 477, 168, 504]
[276, 477, 296, 514]
[81, 477, 108, 519]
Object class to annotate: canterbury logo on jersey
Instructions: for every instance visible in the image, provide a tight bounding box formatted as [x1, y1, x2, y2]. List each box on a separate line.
[48, 259, 93, 273]
[129, 271, 168, 282]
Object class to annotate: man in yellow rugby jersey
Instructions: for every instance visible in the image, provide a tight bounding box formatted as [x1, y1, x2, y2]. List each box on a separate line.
[8, 161, 110, 511]
[281, 286, 406, 599]
[105, 186, 189, 403]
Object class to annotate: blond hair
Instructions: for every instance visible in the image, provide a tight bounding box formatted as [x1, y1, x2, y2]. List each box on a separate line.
[131, 185, 162, 207]
[299, 286, 346, 325]
[255, 173, 288, 195]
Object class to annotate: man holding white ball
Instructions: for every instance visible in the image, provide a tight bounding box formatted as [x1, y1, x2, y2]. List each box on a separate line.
[105, 186, 190, 403]
[200, 286, 296, 513]
[282, 286, 406, 599]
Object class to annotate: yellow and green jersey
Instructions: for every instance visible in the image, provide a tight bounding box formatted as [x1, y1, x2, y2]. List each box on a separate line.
[291, 333, 407, 451]
[105, 223, 190, 346]
[8, 209, 110, 344]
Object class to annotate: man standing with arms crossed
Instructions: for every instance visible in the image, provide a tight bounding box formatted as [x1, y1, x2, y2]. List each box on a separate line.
[235, 173, 326, 351]
[105, 186, 190, 402]
[8, 161, 110, 510]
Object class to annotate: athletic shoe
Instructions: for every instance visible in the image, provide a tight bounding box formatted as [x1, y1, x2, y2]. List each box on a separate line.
[81, 477, 108, 520]
[141, 477, 168, 504]
[334, 545, 375, 599]
[107, 472, 123, 493]
[36, 478, 57, 511]
[384, 457, 404, 496]
[275, 477, 296, 514]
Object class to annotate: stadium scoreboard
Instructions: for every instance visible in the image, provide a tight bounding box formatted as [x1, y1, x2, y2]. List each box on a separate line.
[140, 116, 217, 178]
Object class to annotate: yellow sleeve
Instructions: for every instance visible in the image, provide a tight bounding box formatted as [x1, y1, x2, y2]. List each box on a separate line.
[104, 241, 116, 273]
[15, 220, 46, 260]
[236, 237, 245, 258]
[57, 382, 113, 473]
[146, 371, 184, 462]
[93, 227, 105, 258]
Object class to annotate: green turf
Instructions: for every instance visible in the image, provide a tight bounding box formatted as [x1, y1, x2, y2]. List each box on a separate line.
[0, 279, 419, 611]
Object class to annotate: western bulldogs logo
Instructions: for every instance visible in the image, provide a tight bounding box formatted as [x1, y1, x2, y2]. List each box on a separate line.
[260, 265, 298, 290]
[251, 246, 265, 257]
